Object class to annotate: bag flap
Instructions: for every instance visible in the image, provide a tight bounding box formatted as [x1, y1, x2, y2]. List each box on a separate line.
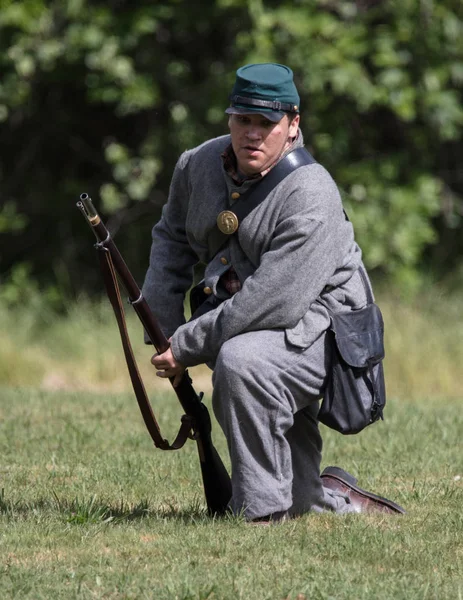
[330, 303, 385, 368]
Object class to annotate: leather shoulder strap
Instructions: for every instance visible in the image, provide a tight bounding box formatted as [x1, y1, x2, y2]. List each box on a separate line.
[210, 147, 316, 256]
[233, 147, 316, 222]
[342, 209, 374, 304]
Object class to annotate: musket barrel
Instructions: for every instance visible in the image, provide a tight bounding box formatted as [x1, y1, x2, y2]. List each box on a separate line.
[77, 193, 101, 225]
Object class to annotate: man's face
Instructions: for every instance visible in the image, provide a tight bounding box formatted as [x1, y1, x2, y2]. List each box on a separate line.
[228, 113, 300, 176]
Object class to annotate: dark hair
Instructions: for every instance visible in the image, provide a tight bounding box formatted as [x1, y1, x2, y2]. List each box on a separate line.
[287, 112, 299, 123]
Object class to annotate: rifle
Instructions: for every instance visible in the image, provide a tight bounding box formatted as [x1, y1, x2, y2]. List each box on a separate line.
[77, 193, 232, 515]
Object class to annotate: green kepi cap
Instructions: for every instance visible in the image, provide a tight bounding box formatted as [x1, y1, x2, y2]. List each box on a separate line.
[226, 63, 300, 123]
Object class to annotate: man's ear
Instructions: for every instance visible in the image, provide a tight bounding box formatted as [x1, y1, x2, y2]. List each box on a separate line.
[288, 114, 300, 138]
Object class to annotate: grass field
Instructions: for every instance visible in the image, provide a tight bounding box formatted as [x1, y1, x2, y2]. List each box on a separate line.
[2, 289, 463, 401]
[1, 386, 462, 599]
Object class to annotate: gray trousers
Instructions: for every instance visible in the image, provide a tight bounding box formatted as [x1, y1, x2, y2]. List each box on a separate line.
[211, 329, 353, 520]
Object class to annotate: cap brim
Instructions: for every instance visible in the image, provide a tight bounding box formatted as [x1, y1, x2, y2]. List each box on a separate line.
[225, 106, 285, 123]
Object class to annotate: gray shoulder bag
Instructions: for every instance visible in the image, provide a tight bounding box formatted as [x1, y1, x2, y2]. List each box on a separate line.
[318, 266, 387, 435]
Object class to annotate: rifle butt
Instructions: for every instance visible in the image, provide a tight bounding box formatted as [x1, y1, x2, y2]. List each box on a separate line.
[197, 436, 232, 515]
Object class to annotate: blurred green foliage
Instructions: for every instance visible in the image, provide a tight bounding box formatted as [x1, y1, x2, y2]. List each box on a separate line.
[0, 0, 462, 298]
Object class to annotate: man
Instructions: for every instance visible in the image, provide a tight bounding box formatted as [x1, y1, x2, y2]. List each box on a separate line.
[142, 63, 404, 521]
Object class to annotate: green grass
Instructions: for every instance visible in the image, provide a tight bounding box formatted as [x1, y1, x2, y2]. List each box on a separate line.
[1, 289, 463, 400]
[0, 387, 462, 599]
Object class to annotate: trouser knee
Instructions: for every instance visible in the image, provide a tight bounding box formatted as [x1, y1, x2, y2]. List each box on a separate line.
[212, 337, 249, 422]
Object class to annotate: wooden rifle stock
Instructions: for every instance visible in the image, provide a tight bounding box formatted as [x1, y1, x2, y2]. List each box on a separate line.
[77, 193, 232, 515]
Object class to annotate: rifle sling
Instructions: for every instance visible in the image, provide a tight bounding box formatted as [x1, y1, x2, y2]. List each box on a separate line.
[209, 146, 316, 256]
[97, 246, 193, 451]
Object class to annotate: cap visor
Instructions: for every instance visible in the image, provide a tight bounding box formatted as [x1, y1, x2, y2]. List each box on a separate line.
[225, 106, 285, 123]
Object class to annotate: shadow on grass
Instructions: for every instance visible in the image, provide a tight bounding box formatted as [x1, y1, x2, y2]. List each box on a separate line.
[0, 489, 232, 525]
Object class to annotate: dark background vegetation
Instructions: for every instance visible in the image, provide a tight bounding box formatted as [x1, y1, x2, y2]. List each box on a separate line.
[0, 0, 462, 307]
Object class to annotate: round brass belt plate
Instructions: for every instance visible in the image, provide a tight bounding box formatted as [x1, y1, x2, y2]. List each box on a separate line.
[217, 210, 239, 234]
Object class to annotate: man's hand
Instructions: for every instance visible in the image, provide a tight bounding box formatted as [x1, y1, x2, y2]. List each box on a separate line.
[151, 345, 185, 388]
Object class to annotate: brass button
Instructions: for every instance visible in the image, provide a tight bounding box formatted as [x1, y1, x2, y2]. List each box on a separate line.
[203, 286, 213, 295]
[231, 192, 240, 200]
[220, 257, 228, 265]
[217, 210, 239, 234]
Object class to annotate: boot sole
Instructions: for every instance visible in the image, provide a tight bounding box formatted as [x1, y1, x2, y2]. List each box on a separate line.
[321, 466, 406, 514]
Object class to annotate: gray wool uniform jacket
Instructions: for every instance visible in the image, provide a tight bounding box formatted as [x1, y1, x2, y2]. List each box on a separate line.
[142, 131, 369, 368]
